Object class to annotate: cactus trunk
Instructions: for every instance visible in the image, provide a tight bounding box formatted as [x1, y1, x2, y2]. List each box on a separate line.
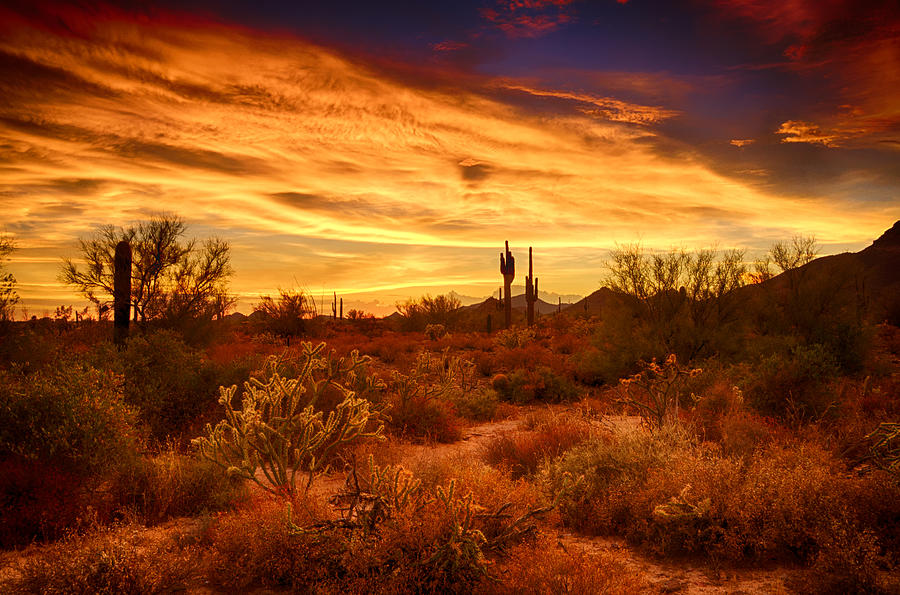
[113, 240, 131, 346]
[525, 246, 538, 327]
[499, 241, 515, 329]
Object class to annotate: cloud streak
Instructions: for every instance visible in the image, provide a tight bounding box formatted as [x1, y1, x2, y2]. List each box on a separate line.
[0, 2, 896, 314]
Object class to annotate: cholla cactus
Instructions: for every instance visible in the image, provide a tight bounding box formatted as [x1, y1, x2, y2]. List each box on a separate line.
[193, 342, 385, 497]
[618, 354, 702, 429]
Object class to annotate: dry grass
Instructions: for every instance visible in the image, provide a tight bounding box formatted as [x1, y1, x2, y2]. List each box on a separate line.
[481, 412, 594, 478]
[4, 524, 198, 595]
[483, 536, 650, 595]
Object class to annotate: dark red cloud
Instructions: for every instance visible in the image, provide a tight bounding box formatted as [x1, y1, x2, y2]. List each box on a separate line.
[711, 0, 900, 147]
[480, 0, 578, 38]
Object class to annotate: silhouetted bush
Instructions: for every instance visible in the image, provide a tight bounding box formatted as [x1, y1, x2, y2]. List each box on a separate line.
[741, 343, 839, 420]
[117, 330, 220, 442]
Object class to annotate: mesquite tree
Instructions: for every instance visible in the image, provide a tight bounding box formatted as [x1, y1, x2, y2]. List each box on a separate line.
[61, 214, 232, 326]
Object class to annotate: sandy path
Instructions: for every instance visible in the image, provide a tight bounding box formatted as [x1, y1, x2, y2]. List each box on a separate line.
[299, 408, 793, 594]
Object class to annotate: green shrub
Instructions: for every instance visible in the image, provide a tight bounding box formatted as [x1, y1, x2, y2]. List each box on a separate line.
[115, 330, 220, 442]
[742, 343, 839, 420]
[0, 365, 137, 477]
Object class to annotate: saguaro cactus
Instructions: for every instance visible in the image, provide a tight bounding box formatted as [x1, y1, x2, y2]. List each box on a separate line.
[525, 247, 538, 327]
[500, 241, 515, 328]
[113, 240, 131, 346]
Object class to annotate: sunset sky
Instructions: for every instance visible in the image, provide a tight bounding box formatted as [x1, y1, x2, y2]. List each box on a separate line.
[1, 0, 898, 316]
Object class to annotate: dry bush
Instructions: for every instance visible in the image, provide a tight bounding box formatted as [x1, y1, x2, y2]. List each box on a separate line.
[481, 414, 593, 478]
[207, 458, 550, 594]
[545, 424, 900, 573]
[108, 448, 247, 524]
[718, 410, 778, 457]
[491, 366, 580, 403]
[450, 387, 500, 422]
[208, 495, 349, 592]
[388, 392, 464, 442]
[483, 537, 649, 595]
[6, 525, 197, 594]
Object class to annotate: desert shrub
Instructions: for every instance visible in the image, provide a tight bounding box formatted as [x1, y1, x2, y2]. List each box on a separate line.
[617, 354, 702, 428]
[492, 366, 579, 403]
[424, 323, 447, 340]
[493, 326, 535, 349]
[116, 329, 220, 442]
[396, 293, 462, 332]
[741, 343, 839, 420]
[490, 342, 570, 376]
[484, 537, 649, 595]
[544, 424, 692, 536]
[389, 392, 463, 442]
[208, 460, 549, 595]
[482, 414, 593, 478]
[385, 352, 464, 442]
[108, 448, 247, 524]
[450, 387, 500, 421]
[208, 496, 347, 591]
[718, 410, 778, 457]
[800, 519, 884, 595]
[0, 365, 137, 477]
[546, 425, 900, 571]
[7, 525, 197, 594]
[194, 344, 386, 497]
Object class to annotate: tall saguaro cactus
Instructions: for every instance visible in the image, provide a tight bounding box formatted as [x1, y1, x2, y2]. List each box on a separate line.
[500, 241, 515, 328]
[525, 247, 538, 327]
[113, 240, 131, 346]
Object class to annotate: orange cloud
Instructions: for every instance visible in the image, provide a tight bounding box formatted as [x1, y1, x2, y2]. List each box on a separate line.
[0, 4, 895, 314]
[730, 139, 754, 147]
[499, 83, 680, 124]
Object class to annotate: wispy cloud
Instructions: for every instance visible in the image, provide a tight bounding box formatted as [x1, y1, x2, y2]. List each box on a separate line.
[0, 2, 895, 312]
[499, 83, 680, 124]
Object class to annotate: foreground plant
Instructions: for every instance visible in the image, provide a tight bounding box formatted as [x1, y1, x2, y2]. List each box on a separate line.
[193, 343, 385, 497]
[618, 354, 701, 428]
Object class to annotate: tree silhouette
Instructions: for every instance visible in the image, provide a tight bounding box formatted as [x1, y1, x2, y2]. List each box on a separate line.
[61, 214, 233, 325]
[0, 235, 18, 325]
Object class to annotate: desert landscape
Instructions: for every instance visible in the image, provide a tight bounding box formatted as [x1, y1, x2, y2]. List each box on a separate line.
[1, 1, 899, 593]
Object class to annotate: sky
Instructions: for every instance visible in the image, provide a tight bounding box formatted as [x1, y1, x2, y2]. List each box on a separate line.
[1, 0, 898, 316]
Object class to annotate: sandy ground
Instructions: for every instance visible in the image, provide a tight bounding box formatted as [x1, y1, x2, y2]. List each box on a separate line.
[0, 407, 805, 594]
